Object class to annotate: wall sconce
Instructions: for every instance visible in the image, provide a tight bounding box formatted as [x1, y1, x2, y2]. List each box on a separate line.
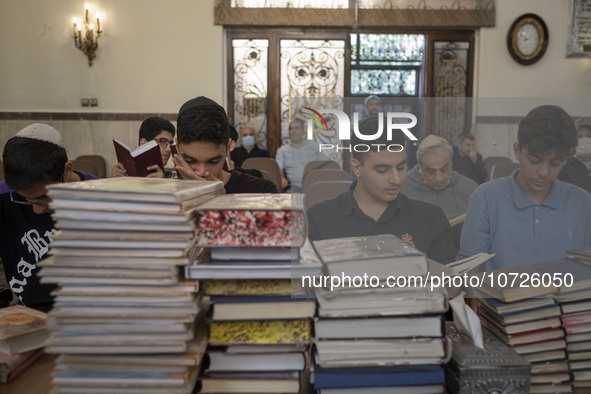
[72, 3, 102, 66]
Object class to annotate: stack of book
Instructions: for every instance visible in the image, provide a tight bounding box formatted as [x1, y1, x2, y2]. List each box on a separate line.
[537, 255, 591, 391]
[477, 265, 570, 393]
[312, 234, 447, 393]
[186, 193, 314, 393]
[0, 306, 49, 383]
[39, 177, 223, 394]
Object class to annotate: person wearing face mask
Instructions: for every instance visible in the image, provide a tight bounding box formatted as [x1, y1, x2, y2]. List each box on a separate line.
[558, 124, 591, 193]
[230, 125, 270, 168]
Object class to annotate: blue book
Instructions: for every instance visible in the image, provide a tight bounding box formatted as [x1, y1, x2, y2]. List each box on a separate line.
[314, 365, 445, 389]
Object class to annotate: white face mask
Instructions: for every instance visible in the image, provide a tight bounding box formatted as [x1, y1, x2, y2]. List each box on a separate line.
[576, 137, 591, 157]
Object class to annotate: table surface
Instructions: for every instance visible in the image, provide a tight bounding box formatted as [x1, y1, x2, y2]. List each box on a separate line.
[2, 353, 55, 394]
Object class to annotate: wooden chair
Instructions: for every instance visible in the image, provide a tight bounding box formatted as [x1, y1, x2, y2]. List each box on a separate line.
[490, 161, 519, 179]
[302, 160, 340, 183]
[305, 180, 352, 210]
[483, 156, 512, 180]
[71, 159, 100, 177]
[75, 155, 107, 178]
[302, 169, 351, 194]
[241, 157, 283, 192]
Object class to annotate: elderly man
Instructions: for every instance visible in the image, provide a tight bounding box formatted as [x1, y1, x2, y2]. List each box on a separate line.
[401, 135, 478, 221]
[230, 125, 270, 168]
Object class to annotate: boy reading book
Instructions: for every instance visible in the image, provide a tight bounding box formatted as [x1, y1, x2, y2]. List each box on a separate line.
[306, 116, 457, 264]
[111, 116, 177, 178]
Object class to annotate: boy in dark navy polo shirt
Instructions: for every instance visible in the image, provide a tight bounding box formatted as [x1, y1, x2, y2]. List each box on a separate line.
[307, 116, 457, 264]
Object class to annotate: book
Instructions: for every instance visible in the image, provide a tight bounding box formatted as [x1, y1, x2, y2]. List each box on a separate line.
[202, 279, 293, 296]
[312, 234, 427, 279]
[315, 287, 448, 318]
[314, 316, 443, 339]
[210, 247, 295, 262]
[0, 348, 44, 383]
[313, 365, 445, 390]
[0, 306, 50, 355]
[478, 265, 557, 303]
[314, 337, 446, 367]
[199, 374, 300, 393]
[512, 339, 566, 355]
[523, 349, 566, 363]
[530, 257, 591, 293]
[113, 139, 164, 177]
[448, 213, 466, 227]
[209, 296, 315, 321]
[208, 320, 311, 346]
[205, 351, 305, 372]
[47, 177, 224, 204]
[477, 302, 561, 325]
[477, 293, 555, 315]
[196, 194, 306, 247]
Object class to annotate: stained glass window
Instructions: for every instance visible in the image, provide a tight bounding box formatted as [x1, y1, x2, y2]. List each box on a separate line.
[232, 39, 269, 149]
[350, 34, 425, 96]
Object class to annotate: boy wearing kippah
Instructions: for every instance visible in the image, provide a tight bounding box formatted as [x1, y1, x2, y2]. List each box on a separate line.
[0, 124, 100, 311]
[172, 96, 277, 194]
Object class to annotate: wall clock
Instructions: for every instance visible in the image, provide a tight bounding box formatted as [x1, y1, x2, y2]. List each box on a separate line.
[507, 13, 549, 65]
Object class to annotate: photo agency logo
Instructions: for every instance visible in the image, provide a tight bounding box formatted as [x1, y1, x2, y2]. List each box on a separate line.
[302, 107, 418, 153]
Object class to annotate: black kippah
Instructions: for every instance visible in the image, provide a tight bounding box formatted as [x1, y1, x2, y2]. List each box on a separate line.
[178, 96, 221, 117]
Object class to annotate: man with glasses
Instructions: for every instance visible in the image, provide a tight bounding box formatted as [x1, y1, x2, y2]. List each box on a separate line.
[0, 124, 100, 311]
[111, 116, 177, 178]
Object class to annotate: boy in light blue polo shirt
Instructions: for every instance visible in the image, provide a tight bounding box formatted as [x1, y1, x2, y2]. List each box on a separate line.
[461, 105, 591, 271]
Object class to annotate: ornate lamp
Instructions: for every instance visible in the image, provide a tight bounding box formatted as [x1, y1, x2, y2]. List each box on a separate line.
[72, 4, 102, 66]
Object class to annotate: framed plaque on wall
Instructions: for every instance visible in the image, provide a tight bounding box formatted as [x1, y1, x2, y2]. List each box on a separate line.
[567, 0, 591, 57]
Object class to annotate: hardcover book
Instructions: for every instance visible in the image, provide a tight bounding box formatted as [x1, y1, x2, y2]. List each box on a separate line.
[209, 296, 315, 321]
[47, 177, 224, 204]
[0, 306, 50, 355]
[196, 194, 306, 247]
[208, 320, 311, 346]
[314, 365, 445, 390]
[202, 279, 293, 296]
[478, 266, 557, 303]
[113, 139, 164, 177]
[312, 234, 427, 279]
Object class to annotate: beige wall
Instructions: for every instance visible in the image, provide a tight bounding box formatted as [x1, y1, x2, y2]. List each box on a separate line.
[1, 0, 590, 169]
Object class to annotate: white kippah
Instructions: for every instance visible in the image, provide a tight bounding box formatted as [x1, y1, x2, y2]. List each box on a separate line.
[15, 123, 65, 148]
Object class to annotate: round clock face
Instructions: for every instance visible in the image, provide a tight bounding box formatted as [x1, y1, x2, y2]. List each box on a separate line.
[507, 14, 549, 65]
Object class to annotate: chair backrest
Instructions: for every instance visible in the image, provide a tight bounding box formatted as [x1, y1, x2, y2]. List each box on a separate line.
[241, 157, 283, 192]
[483, 156, 512, 180]
[305, 180, 352, 210]
[490, 161, 519, 179]
[302, 160, 340, 182]
[71, 159, 101, 177]
[76, 155, 107, 178]
[302, 169, 351, 194]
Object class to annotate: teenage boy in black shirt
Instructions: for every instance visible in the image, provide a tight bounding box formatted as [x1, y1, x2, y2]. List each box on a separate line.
[172, 96, 277, 194]
[0, 124, 100, 311]
[307, 116, 457, 263]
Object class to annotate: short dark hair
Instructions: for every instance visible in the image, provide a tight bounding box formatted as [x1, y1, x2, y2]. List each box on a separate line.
[457, 133, 475, 143]
[351, 115, 406, 164]
[518, 105, 577, 157]
[228, 125, 238, 142]
[138, 117, 175, 145]
[177, 104, 229, 146]
[3, 137, 67, 191]
[578, 124, 591, 133]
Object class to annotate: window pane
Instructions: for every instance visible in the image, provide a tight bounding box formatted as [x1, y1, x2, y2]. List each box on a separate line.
[355, 34, 425, 63]
[351, 69, 417, 96]
[232, 39, 269, 149]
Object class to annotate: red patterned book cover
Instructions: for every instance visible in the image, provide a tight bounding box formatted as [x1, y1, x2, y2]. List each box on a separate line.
[196, 194, 306, 247]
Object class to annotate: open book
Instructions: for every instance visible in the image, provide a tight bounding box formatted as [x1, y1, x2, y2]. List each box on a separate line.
[113, 139, 163, 177]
